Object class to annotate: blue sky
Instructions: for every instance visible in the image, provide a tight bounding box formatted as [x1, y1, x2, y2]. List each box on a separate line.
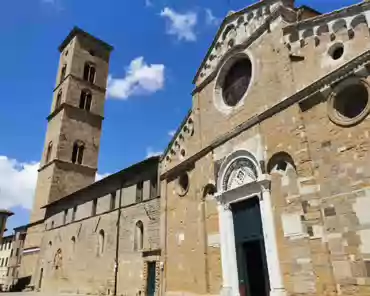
[0, 0, 359, 234]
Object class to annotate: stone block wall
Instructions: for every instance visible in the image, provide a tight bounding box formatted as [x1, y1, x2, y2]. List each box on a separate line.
[160, 3, 370, 296]
[35, 186, 160, 295]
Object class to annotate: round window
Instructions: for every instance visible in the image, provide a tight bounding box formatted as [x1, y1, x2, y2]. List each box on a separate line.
[176, 172, 189, 196]
[328, 43, 344, 60]
[328, 78, 370, 126]
[222, 58, 252, 107]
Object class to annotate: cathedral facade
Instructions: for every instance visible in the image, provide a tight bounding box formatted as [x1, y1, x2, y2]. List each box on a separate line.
[20, 1, 370, 296]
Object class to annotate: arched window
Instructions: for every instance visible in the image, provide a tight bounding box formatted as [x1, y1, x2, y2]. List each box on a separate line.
[83, 63, 96, 84]
[54, 249, 62, 270]
[79, 90, 92, 111]
[98, 230, 105, 256]
[45, 141, 53, 164]
[267, 151, 296, 175]
[60, 64, 67, 83]
[71, 141, 85, 165]
[71, 236, 76, 253]
[55, 90, 62, 110]
[202, 183, 216, 200]
[134, 221, 144, 251]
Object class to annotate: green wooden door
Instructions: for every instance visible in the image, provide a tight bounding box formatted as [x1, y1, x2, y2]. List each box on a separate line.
[146, 262, 156, 296]
[232, 197, 269, 296]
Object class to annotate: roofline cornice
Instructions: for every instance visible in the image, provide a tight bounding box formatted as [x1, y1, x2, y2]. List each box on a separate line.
[192, 0, 294, 85]
[283, 1, 369, 33]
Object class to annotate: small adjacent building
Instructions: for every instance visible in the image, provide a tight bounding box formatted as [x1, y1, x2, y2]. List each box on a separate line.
[6, 225, 27, 291]
[0, 235, 14, 291]
[0, 210, 13, 244]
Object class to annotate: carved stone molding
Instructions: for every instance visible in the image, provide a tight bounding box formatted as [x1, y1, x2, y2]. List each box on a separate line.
[194, 0, 294, 86]
[283, 2, 370, 51]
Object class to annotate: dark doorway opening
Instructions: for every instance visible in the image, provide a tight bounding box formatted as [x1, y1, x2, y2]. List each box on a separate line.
[232, 197, 269, 296]
[242, 239, 268, 296]
[146, 262, 156, 296]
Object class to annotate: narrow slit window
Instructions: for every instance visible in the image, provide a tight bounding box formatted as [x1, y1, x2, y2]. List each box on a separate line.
[136, 181, 143, 203]
[72, 206, 77, 222]
[92, 198, 97, 216]
[83, 63, 96, 84]
[55, 90, 62, 110]
[72, 141, 85, 165]
[60, 64, 67, 83]
[45, 141, 53, 164]
[79, 90, 92, 111]
[98, 230, 105, 256]
[134, 221, 144, 251]
[150, 176, 157, 198]
[63, 209, 68, 225]
[110, 192, 116, 211]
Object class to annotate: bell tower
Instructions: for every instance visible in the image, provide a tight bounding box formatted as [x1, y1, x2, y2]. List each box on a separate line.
[21, 29, 113, 285]
[30, 27, 113, 222]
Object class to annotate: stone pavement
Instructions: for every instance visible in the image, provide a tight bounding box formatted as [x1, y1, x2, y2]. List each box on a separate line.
[1, 293, 85, 296]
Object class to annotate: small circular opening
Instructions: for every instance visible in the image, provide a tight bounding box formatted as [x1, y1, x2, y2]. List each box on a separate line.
[180, 149, 186, 157]
[329, 43, 344, 60]
[334, 83, 368, 119]
[177, 172, 189, 196]
[228, 39, 235, 48]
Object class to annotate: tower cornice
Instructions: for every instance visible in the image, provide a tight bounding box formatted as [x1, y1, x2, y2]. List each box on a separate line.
[38, 158, 97, 174]
[59, 26, 114, 53]
[53, 73, 107, 94]
[46, 102, 104, 122]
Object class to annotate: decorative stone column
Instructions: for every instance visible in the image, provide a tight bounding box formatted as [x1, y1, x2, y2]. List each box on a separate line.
[260, 186, 286, 296]
[217, 199, 240, 296]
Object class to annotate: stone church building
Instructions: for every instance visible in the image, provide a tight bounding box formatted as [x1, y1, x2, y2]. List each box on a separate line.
[20, 0, 370, 296]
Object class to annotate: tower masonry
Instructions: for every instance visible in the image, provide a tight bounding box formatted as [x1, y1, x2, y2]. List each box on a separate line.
[31, 27, 113, 223]
[21, 28, 113, 285]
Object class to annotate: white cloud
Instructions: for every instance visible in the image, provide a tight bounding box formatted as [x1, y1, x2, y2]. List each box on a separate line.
[160, 7, 197, 42]
[95, 172, 110, 181]
[205, 8, 220, 26]
[0, 156, 39, 210]
[168, 130, 176, 137]
[146, 147, 162, 158]
[107, 57, 165, 100]
[0, 155, 112, 211]
[41, 0, 63, 8]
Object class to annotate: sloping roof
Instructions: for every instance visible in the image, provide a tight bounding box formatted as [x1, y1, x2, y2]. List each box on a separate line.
[42, 156, 160, 209]
[162, 109, 192, 158]
[296, 5, 321, 17]
[59, 26, 114, 52]
[0, 210, 13, 217]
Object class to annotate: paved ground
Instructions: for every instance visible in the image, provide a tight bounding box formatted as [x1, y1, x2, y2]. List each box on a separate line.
[1, 293, 84, 296]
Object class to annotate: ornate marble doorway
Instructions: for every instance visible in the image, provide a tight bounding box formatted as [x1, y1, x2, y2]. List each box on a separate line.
[215, 150, 286, 296]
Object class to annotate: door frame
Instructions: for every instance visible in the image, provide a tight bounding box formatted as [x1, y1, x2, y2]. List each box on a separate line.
[215, 179, 286, 296]
[232, 197, 270, 296]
